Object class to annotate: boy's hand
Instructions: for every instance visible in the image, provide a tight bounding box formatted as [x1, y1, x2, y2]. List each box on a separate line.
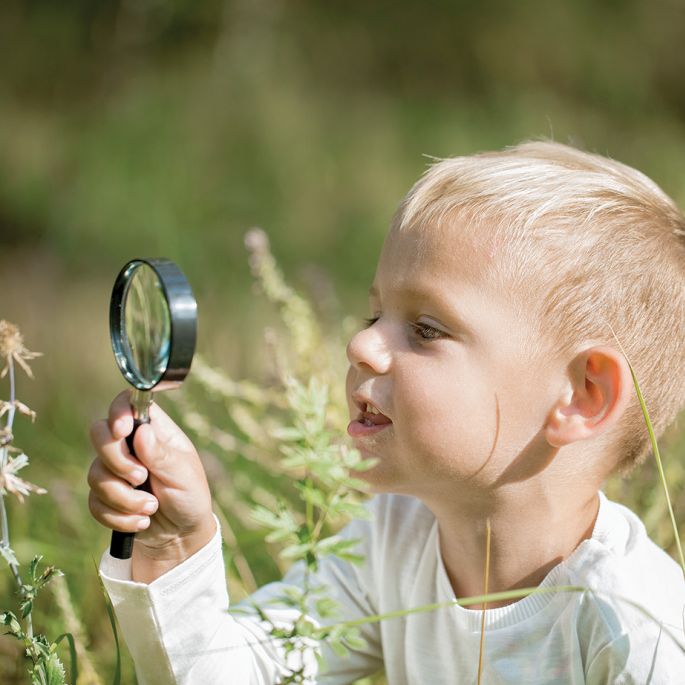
[88, 391, 216, 583]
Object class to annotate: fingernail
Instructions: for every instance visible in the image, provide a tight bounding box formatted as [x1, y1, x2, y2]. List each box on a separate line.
[137, 517, 151, 531]
[131, 468, 147, 484]
[142, 499, 158, 515]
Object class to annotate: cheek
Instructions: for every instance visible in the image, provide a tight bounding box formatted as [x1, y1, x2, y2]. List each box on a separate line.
[397, 365, 470, 441]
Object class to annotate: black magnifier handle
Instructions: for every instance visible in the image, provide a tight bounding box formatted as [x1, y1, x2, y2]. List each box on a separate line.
[109, 416, 152, 559]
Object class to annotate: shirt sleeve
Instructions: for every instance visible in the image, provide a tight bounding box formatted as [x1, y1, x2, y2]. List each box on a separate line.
[99, 514, 383, 685]
[584, 621, 685, 685]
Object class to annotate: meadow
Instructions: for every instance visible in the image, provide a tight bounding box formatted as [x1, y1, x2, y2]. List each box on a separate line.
[1, 2, 685, 682]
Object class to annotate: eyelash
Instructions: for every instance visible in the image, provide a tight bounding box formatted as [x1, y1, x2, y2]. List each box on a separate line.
[363, 316, 446, 341]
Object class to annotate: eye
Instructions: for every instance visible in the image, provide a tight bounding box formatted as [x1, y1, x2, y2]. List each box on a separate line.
[363, 316, 380, 328]
[410, 322, 446, 341]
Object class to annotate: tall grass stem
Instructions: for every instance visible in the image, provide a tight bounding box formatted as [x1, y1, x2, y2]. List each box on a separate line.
[607, 325, 685, 575]
[477, 519, 491, 685]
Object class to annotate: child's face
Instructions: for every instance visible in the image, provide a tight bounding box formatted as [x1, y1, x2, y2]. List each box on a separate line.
[345, 223, 560, 499]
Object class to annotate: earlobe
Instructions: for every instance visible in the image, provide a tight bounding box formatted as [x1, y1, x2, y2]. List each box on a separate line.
[543, 346, 632, 449]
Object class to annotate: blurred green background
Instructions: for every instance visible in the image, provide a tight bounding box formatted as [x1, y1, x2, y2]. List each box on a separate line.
[1, 0, 685, 682]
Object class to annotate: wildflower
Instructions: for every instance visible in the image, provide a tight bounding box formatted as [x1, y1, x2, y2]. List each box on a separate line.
[0, 452, 47, 503]
[0, 427, 12, 447]
[0, 321, 42, 379]
[0, 400, 36, 422]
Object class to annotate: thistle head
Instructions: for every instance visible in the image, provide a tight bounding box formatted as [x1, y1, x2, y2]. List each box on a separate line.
[0, 321, 41, 379]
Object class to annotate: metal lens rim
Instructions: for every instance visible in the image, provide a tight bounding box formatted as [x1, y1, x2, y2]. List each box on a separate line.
[109, 258, 197, 391]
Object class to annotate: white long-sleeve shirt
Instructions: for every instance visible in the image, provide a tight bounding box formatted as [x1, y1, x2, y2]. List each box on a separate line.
[100, 492, 685, 684]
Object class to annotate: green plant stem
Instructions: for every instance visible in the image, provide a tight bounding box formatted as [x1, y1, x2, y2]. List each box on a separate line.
[330, 584, 683, 645]
[629, 363, 685, 574]
[0, 496, 20, 587]
[304, 475, 314, 532]
[0, 356, 33, 639]
[308, 480, 343, 544]
[476, 519, 491, 685]
[607, 326, 685, 576]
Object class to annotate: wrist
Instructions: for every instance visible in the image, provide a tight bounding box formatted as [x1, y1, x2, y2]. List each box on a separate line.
[131, 515, 217, 584]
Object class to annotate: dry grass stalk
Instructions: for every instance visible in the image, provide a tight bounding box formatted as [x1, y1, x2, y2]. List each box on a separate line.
[477, 518, 491, 685]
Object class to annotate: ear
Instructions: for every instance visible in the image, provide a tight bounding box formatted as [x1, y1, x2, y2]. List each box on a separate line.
[544, 346, 633, 448]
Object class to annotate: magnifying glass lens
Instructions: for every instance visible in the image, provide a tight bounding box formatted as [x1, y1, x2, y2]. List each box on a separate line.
[120, 264, 171, 388]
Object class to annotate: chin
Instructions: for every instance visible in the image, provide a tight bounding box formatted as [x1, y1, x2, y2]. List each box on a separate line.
[354, 462, 409, 496]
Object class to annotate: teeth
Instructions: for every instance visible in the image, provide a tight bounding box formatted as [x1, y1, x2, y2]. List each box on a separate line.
[366, 403, 381, 415]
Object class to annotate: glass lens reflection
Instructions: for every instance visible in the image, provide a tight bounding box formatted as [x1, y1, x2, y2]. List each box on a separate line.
[121, 264, 171, 387]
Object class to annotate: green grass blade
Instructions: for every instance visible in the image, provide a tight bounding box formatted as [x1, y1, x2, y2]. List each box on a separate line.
[628, 363, 685, 574]
[608, 327, 685, 575]
[55, 632, 78, 685]
[92, 558, 121, 685]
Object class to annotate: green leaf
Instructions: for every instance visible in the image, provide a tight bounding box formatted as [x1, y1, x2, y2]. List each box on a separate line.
[342, 627, 367, 651]
[334, 551, 365, 565]
[30, 555, 43, 581]
[31, 651, 66, 685]
[264, 527, 298, 544]
[280, 542, 312, 560]
[0, 543, 19, 568]
[328, 637, 349, 658]
[327, 499, 368, 520]
[315, 536, 360, 557]
[294, 481, 327, 509]
[351, 457, 379, 472]
[250, 504, 299, 537]
[314, 597, 340, 619]
[1, 610, 24, 638]
[294, 616, 316, 638]
[271, 427, 305, 442]
[277, 586, 304, 608]
[21, 599, 33, 618]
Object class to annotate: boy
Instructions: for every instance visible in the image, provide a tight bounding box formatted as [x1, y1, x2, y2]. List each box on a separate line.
[89, 141, 685, 684]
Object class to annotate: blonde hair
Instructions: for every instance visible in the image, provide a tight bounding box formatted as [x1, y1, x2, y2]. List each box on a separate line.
[393, 140, 685, 472]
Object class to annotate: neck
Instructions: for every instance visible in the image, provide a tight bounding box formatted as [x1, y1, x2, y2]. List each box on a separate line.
[425, 480, 600, 610]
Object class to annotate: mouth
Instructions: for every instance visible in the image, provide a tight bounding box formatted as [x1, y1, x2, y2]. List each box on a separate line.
[347, 397, 393, 438]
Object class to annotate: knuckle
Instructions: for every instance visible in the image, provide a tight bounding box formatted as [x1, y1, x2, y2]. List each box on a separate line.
[88, 491, 102, 519]
[86, 460, 103, 490]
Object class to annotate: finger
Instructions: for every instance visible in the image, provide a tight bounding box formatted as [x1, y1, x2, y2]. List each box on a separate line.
[89, 420, 148, 486]
[147, 401, 196, 451]
[132, 421, 201, 487]
[89, 491, 152, 533]
[108, 390, 135, 440]
[87, 459, 159, 516]
[131, 423, 178, 482]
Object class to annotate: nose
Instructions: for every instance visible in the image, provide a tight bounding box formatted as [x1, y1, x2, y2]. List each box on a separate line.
[346, 323, 392, 374]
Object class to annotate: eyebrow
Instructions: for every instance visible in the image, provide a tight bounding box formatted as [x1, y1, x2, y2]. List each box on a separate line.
[368, 284, 477, 339]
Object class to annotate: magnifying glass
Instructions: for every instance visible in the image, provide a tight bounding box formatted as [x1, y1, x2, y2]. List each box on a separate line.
[109, 258, 197, 560]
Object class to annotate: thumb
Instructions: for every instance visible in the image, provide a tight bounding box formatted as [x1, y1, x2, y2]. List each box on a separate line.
[147, 400, 196, 450]
[131, 420, 197, 487]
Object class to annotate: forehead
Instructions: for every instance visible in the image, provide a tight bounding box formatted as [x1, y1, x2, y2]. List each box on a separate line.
[376, 222, 501, 288]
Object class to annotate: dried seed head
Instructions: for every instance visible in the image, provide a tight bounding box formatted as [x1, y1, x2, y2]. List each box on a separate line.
[0, 320, 42, 379]
[0, 453, 47, 503]
[0, 321, 22, 358]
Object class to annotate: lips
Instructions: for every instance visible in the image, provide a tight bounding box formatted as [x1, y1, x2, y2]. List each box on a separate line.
[359, 404, 392, 426]
[348, 395, 392, 438]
